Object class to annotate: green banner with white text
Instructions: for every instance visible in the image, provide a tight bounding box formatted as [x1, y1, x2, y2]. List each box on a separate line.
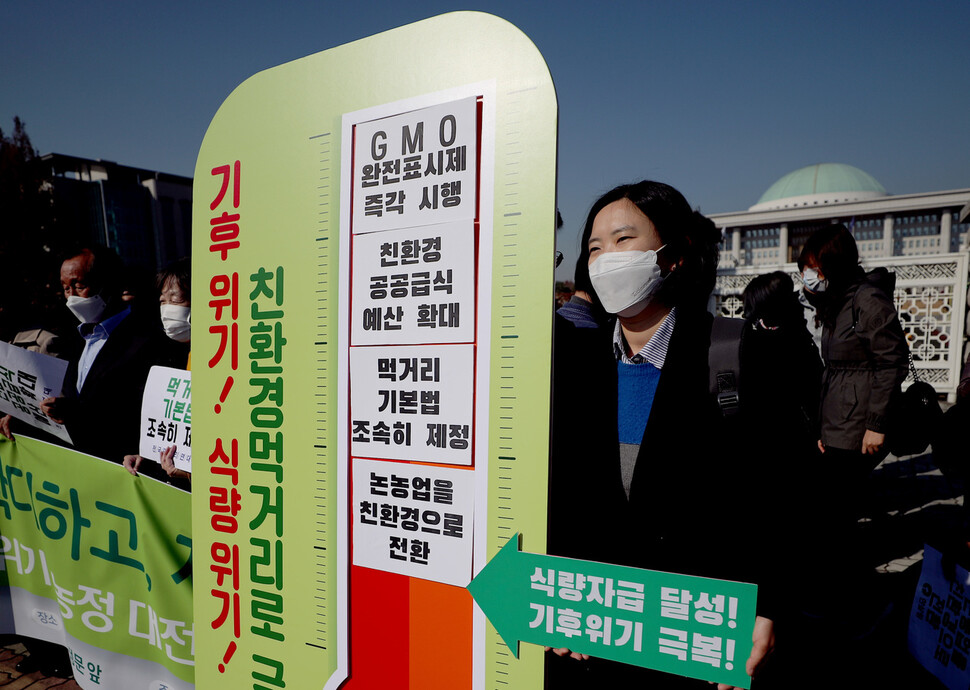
[468, 535, 758, 688]
[0, 436, 194, 690]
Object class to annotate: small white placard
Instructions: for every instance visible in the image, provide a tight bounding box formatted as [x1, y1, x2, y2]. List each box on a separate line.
[353, 96, 478, 234]
[138, 366, 192, 471]
[350, 344, 473, 466]
[0, 341, 71, 444]
[351, 222, 475, 345]
[353, 458, 474, 586]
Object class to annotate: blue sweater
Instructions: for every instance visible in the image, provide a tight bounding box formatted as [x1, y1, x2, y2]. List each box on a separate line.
[617, 360, 662, 497]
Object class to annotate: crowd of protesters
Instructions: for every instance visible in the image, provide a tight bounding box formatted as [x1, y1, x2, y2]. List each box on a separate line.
[0, 244, 192, 487]
[550, 180, 968, 688]
[2, 186, 966, 685]
[0, 244, 192, 677]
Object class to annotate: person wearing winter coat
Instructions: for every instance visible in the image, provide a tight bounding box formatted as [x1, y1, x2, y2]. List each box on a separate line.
[797, 224, 909, 671]
[799, 225, 909, 465]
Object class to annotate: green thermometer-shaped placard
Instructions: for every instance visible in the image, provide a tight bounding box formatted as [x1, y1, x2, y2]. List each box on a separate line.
[194, 12, 557, 690]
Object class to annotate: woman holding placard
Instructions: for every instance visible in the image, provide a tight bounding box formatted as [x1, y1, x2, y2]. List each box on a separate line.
[123, 258, 192, 487]
[548, 181, 774, 689]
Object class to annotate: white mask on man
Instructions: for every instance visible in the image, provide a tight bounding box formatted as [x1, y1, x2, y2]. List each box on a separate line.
[66, 294, 107, 324]
[588, 247, 666, 317]
[802, 267, 827, 294]
[160, 304, 191, 343]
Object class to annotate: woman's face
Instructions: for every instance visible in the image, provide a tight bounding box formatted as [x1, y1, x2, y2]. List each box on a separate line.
[587, 199, 663, 265]
[802, 256, 825, 281]
[160, 277, 190, 308]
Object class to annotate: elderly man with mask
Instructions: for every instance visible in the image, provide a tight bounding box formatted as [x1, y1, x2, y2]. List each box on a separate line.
[42, 246, 184, 463]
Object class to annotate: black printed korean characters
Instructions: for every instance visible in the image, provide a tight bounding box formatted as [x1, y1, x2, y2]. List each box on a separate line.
[352, 459, 473, 586]
[345, 94, 482, 590]
[139, 367, 192, 469]
[910, 546, 970, 686]
[350, 345, 473, 466]
[351, 223, 475, 346]
[0, 342, 72, 444]
[354, 97, 477, 234]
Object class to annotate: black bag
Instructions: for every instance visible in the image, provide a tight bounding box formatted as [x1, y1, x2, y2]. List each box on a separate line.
[887, 354, 943, 456]
[932, 399, 969, 481]
[709, 316, 745, 417]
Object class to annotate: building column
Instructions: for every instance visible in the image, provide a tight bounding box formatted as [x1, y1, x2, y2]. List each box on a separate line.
[940, 210, 952, 254]
[779, 223, 789, 263]
[732, 228, 742, 266]
[883, 214, 894, 256]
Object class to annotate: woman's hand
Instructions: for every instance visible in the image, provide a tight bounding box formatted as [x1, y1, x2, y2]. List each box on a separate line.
[123, 455, 144, 477]
[0, 415, 14, 441]
[716, 616, 774, 690]
[544, 646, 589, 661]
[40, 397, 65, 424]
[861, 430, 885, 455]
[160, 445, 191, 481]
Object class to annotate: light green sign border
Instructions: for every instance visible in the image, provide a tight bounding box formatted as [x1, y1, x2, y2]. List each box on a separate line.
[194, 12, 557, 690]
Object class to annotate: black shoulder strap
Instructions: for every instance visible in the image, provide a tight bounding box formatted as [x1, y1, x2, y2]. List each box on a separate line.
[709, 316, 745, 417]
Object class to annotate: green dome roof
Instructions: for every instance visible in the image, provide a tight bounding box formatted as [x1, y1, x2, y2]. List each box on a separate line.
[751, 163, 887, 211]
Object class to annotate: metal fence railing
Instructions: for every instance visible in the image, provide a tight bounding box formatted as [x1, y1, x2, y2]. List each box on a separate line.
[713, 251, 970, 401]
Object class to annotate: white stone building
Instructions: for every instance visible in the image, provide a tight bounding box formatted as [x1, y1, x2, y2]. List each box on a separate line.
[710, 163, 970, 400]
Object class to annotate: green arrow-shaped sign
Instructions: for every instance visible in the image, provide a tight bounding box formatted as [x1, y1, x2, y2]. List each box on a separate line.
[468, 534, 758, 688]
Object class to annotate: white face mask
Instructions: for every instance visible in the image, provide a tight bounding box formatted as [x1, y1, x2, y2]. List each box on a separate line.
[588, 247, 666, 317]
[160, 304, 191, 343]
[66, 294, 107, 324]
[802, 267, 827, 294]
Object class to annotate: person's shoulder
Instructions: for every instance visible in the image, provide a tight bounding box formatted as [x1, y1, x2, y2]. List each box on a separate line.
[553, 314, 613, 380]
[106, 308, 180, 362]
[112, 304, 164, 339]
[856, 268, 896, 300]
[853, 273, 896, 313]
[672, 306, 714, 347]
[555, 312, 610, 345]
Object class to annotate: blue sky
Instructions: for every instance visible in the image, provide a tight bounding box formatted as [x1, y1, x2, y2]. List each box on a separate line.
[3, 1, 969, 275]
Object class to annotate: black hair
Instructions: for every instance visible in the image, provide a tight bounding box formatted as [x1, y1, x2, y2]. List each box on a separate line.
[60, 245, 124, 299]
[156, 257, 191, 303]
[798, 224, 861, 291]
[572, 253, 593, 294]
[579, 180, 720, 310]
[742, 271, 806, 331]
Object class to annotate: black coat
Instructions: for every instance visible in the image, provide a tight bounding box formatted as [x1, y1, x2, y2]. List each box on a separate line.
[819, 269, 908, 451]
[550, 308, 768, 592]
[548, 309, 774, 688]
[60, 309, 186, 463]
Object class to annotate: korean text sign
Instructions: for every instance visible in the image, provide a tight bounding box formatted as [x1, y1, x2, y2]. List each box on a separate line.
[194, 11, 558, 690]
[468, 535, 758, 689]
[345, 96, 482, 591]
[353, 97, 477, 234]
[0, 436, 193, 689]
[0, 341, 72, 444]
[139, 366, 192, 472]
[908, 544, 970, 687]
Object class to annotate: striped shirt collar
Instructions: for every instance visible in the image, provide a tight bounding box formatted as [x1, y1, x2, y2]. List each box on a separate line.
[612, 307, 677, 368]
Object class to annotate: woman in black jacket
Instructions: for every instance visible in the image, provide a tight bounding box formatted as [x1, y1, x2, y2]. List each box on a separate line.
[798, 224, 909, 653]
[548, 181, 774, 689]
[799, 225, 908, 470]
